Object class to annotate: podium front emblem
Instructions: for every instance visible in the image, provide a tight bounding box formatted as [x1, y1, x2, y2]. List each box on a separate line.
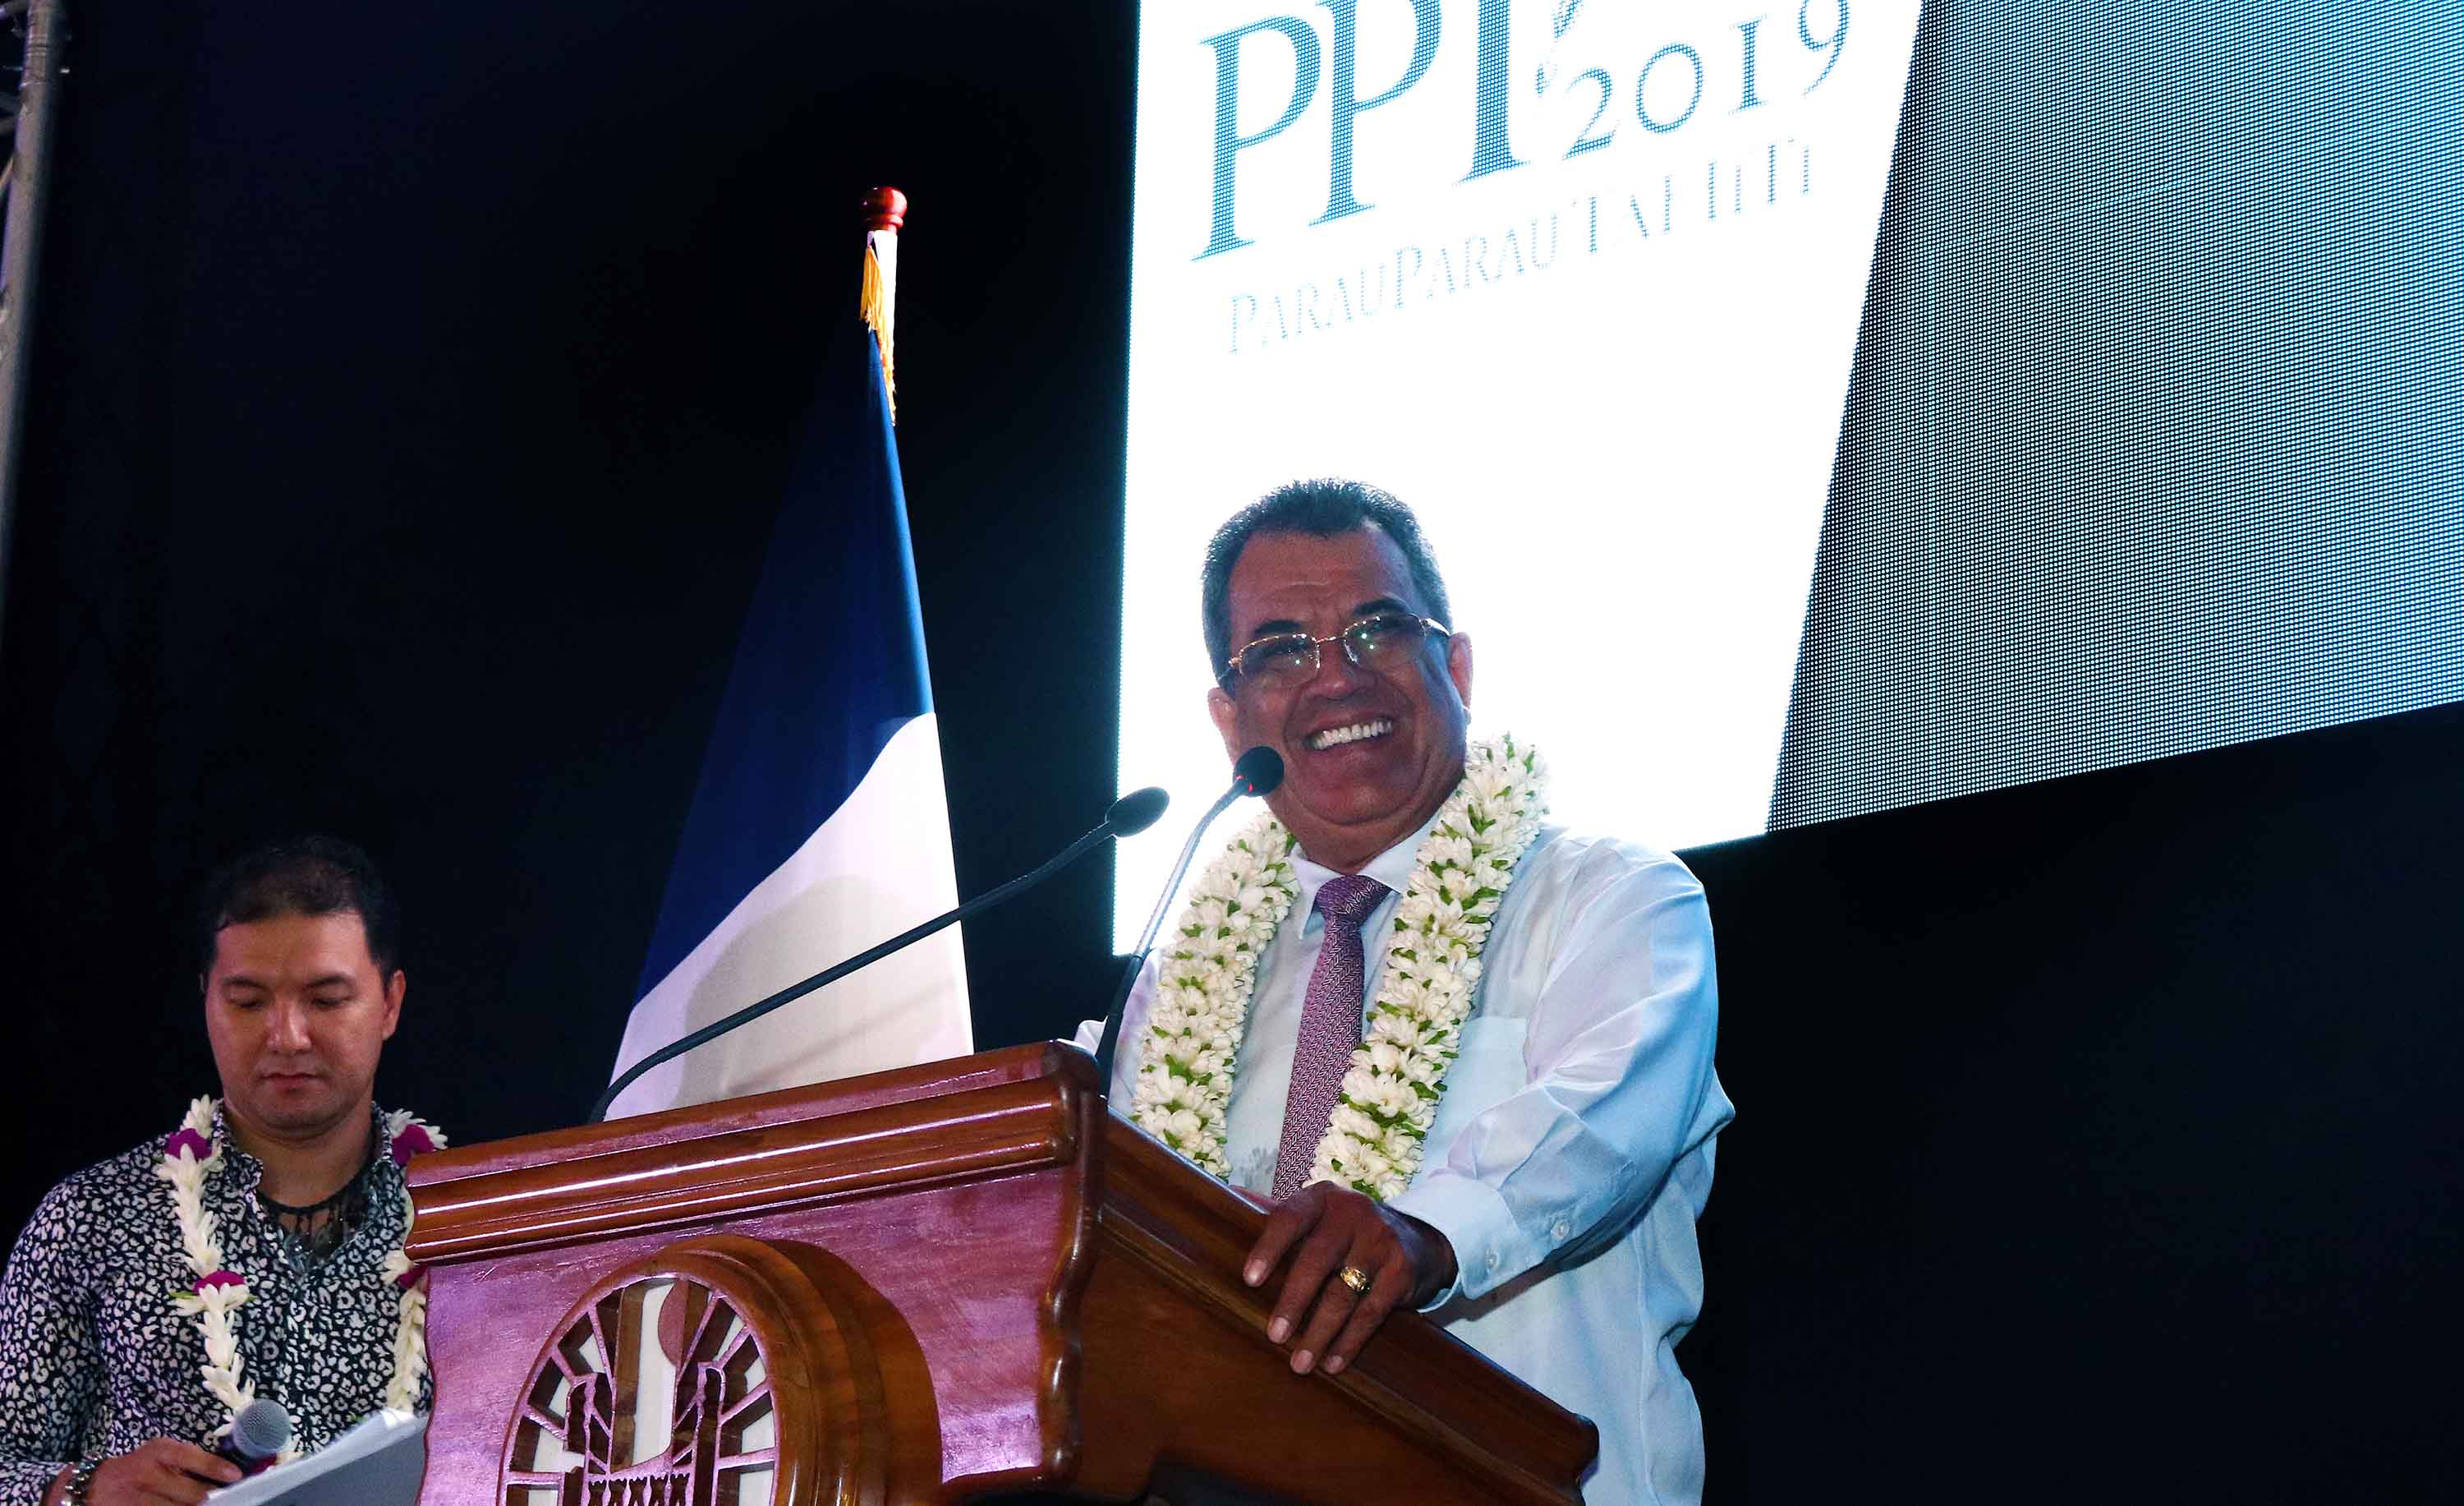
[499, 1235, 895, 1506]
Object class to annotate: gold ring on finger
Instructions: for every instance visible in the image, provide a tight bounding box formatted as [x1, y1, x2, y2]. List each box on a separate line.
[1338, 1264, 1372, 1294]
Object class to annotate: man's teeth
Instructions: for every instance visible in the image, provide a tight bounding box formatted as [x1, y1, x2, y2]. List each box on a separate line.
[1307, 719, 1394, 751]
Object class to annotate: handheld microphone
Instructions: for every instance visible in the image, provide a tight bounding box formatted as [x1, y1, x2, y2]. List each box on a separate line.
[594, 785, 1171, 1122]
[217, 1397, 291, 1474]
[1090, 747, 1285, 1089]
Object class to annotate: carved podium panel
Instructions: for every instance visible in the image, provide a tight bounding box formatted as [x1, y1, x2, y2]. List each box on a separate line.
[407, 1043, 1595, 1504]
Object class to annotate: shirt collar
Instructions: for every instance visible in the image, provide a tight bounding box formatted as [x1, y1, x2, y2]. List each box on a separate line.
[1289, 806, 1444, 921]
[208, 1100, 396, 1199]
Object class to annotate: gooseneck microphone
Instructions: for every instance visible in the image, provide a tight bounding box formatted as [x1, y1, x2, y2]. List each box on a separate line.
[218, 1397, 291, 1472]
[1090, 747, 1285, 1089]
[594, 785, 1171, 1122]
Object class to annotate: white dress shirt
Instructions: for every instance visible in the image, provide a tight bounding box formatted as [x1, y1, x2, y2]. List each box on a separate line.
[1080, 809, 1733, 1505]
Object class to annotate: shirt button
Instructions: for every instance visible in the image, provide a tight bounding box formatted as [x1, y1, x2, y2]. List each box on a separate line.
[1551, 1219, 1572, 1241]
[1485, 1246, 1501, 1271]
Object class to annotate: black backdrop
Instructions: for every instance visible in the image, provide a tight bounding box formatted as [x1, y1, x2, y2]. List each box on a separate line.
[1685, 702, 2464, 1499]
[1, 0, 1141, 1165]
[4, 2, 2460, 1501]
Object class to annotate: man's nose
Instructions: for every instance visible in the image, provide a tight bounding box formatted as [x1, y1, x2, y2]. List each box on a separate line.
[269, 1000, 314, 1052]
[1307, 636, 1374, 693]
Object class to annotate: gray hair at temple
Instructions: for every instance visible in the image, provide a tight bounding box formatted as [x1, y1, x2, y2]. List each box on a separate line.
[1199, 479, 1455, 685]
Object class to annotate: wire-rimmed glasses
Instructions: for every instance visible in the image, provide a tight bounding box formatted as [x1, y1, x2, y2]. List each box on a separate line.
[1221, 610, 1451, 688]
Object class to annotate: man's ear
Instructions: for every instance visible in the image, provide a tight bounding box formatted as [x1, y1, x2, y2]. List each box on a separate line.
[1446, 631, 1474, 709]
[380, 970, 406, 1041]
[1207, 684, 1241, 758]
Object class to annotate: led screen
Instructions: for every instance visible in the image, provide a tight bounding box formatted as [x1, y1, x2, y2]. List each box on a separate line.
[1768, 3, 2464, 828]
[1116, 0, 1924, 940]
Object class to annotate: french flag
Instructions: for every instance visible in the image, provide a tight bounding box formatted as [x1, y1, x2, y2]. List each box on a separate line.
[606, 307, 971, 1118]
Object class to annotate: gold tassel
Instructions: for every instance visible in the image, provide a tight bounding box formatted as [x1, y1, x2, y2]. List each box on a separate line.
[861, 242, 896, 421]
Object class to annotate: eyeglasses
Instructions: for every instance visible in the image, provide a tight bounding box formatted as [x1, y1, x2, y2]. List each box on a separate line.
[1222, 611, 1452, 687]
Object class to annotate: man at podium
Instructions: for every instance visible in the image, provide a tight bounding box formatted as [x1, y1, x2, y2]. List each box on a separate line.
[1085, 481, 1733, 1506]
[0, 837, 442, 1506]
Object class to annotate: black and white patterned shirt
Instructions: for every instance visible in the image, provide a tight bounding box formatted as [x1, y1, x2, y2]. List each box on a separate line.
[0, 1104, 430, 1505]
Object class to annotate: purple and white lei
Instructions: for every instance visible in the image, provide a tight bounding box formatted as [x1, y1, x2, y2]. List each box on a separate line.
[155, 1098, 446, 1453]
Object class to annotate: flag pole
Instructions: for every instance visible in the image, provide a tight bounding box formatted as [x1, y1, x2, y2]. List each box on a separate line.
[861, 186, 905, 420]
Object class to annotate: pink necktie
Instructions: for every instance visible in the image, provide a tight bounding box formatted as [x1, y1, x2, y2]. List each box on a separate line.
[1272, 873, 1389, 1200]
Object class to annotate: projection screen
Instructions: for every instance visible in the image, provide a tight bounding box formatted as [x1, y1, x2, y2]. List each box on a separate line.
[1115, 0, 1923, 940]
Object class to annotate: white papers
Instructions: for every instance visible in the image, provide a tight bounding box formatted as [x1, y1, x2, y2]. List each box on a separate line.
[205, 1409, 426, 1506]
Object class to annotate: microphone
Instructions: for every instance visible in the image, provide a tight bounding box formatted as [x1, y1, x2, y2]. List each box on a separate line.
[593, 786, 1171, 1122]
[1232, 744, 1285, 797]
[1105, 785, 1171, 836]
[1090, 748, 1285, 1089]
[217, 1397, 291, 1474]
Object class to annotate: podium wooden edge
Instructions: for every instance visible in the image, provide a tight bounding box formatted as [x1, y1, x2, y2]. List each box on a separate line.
[404, 1043, 1086, 1263]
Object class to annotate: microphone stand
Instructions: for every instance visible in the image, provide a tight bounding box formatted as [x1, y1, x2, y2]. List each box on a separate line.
[1091, 762, 1276, 1089]
[595, 813, 1131, 1123]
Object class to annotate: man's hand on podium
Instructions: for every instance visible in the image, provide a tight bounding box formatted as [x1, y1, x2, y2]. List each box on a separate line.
[1241, 1184, 1459, 1379]
[46, 1439, 241, 1506]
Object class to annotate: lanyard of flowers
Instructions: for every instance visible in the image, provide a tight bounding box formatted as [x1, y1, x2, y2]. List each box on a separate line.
[157, 1098, 446, 1457]
[1131, 735, 1547, 1199]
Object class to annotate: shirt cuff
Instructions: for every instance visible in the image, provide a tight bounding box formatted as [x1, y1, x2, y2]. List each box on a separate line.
[0, 1461, 71, 1506]
[1387, 1167, 1541, 1310]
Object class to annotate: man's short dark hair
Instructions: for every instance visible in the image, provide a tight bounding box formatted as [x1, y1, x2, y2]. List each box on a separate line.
[1200, 478, 1455, 681]
[197, 835, 401, 979]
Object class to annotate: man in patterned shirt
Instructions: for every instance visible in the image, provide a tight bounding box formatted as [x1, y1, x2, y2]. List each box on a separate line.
[0, 836, 433, 1506]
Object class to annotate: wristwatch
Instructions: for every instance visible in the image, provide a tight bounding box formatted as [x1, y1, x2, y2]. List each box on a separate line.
[58, 1458, 100, 1506]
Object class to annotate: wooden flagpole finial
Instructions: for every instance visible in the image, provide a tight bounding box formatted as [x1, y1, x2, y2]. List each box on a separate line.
[862, 186, 908, 233]
[860, 187, 906, 418]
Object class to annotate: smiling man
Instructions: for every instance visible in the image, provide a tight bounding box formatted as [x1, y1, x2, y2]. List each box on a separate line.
[1083, 480, 1734, 1505]
[0, 837, 442, 1506]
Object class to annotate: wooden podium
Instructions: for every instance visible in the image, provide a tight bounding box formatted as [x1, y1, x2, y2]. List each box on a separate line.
[405, 1043, 1596, 1504]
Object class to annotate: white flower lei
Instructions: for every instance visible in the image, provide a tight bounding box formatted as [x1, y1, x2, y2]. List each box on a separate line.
[1132, 735, 1547, 1200]
[155, 1098, 446, 1453]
